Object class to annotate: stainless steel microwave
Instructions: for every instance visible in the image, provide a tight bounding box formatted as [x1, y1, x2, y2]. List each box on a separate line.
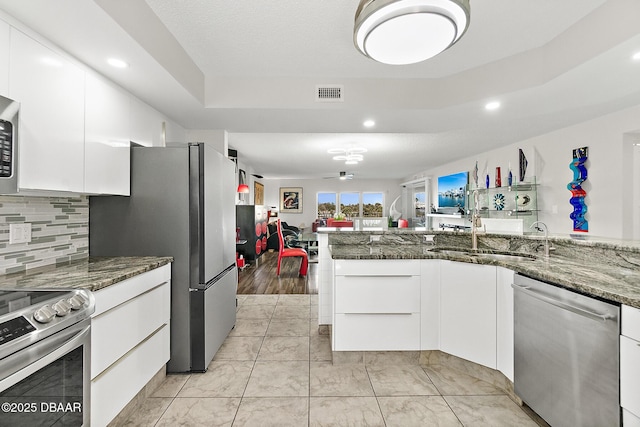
[0, 94, 19, 194]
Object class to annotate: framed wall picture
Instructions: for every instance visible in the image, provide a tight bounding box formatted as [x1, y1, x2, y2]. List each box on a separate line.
[280, 187, 303, 213]
[254, 182, 264, 205]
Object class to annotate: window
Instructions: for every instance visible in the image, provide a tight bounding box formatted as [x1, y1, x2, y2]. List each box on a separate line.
[362, 192, 383, 217]
[317, 193, 336, 219]
[339, 192, 359, 218]
[317, 191, 385, 218]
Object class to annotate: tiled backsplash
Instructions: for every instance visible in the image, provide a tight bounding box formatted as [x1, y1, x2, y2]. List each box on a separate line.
[0, 195, 88, 275]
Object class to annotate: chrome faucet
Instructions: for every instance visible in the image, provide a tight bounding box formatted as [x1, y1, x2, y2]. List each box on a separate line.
[530, 221, 553, 257]
[471, 189, 484, 251]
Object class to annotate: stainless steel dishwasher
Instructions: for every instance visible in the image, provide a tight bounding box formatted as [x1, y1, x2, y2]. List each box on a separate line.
[513, 274, 620, 427]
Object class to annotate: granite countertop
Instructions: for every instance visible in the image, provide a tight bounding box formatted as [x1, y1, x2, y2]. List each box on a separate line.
[0, 256, 173, 292]
[330, 244, 640, 309]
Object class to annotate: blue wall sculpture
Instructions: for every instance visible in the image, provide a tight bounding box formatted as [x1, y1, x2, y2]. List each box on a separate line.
[568, 146, 588, 232]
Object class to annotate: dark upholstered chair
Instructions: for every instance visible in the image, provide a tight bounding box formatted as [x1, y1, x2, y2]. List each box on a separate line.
[267, 222, 298, 250]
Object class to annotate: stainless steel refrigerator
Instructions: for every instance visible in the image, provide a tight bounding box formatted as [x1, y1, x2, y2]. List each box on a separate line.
[89, 143, 237, 373]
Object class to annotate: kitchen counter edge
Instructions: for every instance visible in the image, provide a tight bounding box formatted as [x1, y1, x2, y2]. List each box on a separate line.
[0, 256, 174, 292]
[329, 245, 640, 309]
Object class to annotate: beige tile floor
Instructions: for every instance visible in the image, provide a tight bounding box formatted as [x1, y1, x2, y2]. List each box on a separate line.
[123, 295, 542, 426]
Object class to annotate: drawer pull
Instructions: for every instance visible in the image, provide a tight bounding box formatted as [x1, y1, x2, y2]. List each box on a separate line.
[343, 312, 412, 315]
[342, 275, 415, 278]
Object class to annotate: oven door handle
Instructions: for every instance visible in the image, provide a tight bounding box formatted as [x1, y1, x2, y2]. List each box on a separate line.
[0, 320, 90, 393]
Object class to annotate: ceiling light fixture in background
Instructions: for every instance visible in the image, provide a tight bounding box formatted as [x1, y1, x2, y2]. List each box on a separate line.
[633, 51, 640, 61]
[363, 119, 376, 128]
[485, 101, 501, 111]
[354, 0, 471, 65]
[328, 147, 367, 165]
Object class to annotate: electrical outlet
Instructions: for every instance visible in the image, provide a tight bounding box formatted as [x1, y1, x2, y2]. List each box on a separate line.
[9, 223, 32, 244]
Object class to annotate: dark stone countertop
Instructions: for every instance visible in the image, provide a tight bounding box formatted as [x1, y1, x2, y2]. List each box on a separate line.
[329, 244, 640, 309]
[0, 256, 173, 292]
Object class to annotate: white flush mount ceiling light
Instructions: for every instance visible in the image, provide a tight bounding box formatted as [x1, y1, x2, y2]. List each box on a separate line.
[632, 51, 640, 61]
[363, 119, 376, 128]
[328, 147, 367, 165]
[354, 0, 471, 65]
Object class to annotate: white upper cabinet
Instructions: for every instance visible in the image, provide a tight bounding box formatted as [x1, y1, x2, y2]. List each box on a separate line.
[9, 28, 85, 193]
[130, 96, 163, 147]
[85, 73, 131, 195]
[0, 19, 9, 96]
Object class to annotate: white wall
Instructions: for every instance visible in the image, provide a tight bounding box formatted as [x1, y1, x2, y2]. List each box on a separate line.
[260, 178, 403, 229]
[407, 104, 640, 239]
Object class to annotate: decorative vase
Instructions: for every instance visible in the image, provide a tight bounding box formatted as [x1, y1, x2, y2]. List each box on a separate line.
[495, 167, 502, 187]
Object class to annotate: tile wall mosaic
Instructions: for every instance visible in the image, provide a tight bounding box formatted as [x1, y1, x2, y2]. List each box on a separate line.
[0, 195, 88, 275]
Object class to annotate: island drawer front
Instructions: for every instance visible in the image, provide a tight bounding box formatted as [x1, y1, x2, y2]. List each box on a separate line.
[622, 305, 640, 341]
[620, 335, 640, 418]
[334, 259, 420, 276]
[334, 313, 420, 351]
[335, 275, 420, 313]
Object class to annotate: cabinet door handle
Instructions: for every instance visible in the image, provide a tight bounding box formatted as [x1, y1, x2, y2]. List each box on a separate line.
[342, 275, 414, 278]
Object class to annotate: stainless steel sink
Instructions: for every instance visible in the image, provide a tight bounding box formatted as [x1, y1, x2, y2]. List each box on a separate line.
[473, 252, 536, 262]
[430, 248, 536, 262]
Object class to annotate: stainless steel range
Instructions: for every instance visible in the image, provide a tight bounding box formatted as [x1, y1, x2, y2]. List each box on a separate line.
[0, 289, 95, 426]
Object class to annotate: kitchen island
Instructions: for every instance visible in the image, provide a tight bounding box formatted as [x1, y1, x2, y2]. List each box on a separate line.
[319, 229, 640, 425]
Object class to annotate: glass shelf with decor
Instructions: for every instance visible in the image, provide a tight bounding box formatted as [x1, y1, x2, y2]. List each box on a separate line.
[467, 177, 539, 232]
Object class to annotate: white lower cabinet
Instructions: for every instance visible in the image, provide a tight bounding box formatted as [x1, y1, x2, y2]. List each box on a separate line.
[496, 267, 514, 381]
[317, 234, 333, 325]
[91, 264, 171, 427]
[333, 259, 420, 351]
[621, 305, 640, 423]
[420, 259, 441, 350]
[440, 261, 497, 369]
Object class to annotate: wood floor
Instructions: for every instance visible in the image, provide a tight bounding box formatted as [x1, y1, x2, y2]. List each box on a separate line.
[237, 250, 318, 294]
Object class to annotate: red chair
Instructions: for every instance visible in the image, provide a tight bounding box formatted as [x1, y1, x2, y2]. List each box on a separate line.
[277, 219, 308, 277]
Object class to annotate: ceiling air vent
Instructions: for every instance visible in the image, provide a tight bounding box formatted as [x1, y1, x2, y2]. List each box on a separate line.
[316, 85, 344, 102]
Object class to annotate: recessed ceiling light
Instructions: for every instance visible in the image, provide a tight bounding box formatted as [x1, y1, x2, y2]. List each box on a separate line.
[41, 57, 63, 67]
[485, 101, 501, 111]
[363, 119, 375, 128]
[632, 51, 640, 61]
[108, 58, 129, 68]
